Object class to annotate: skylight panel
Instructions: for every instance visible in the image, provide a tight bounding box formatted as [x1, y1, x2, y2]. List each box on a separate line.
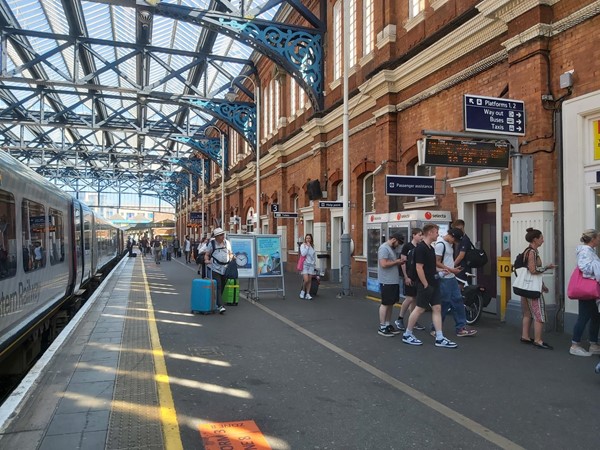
[82, 1, 112, 40]
[171, 21, 201, 52]
[152, 15, 176, 50]
[42, 0, 69, 34]
[6, 0, 50, 32]
[111, 4, 137, 44]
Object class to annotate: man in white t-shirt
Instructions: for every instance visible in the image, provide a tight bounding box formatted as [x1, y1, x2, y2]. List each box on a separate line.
[434, 228, 477, 337]
[184, 235, 192, 263]
[204, 228, 232, 314]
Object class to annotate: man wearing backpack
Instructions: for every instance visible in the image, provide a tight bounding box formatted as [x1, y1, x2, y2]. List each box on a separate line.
[402, 223, 458, 348]
[204, 228, 232, 314]
[376, 233, 405, 337]
[434, 228, 477, 337]
[452, 219, 473, 282]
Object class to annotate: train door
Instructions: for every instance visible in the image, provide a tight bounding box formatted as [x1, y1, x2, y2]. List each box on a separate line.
[73, 203, 84, 289]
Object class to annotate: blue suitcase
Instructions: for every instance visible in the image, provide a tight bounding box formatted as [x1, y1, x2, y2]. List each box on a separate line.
[191, 278, 217, 314]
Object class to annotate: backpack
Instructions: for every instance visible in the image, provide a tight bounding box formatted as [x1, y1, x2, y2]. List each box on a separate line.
[153, 240, 161, 248]
[464, 243, 488, 268]
[513, 247, 532, 272]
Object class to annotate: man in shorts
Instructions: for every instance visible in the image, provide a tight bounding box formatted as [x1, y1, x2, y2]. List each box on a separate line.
[402, 223, 458, 348]
[377, 233, 405, 337]
[396, 228, 424, 331]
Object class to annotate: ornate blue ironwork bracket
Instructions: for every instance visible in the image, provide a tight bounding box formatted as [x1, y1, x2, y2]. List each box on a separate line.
[185, 99, 255, 153]
[170, 135, 228, 174]
[157, 4, 324, 110]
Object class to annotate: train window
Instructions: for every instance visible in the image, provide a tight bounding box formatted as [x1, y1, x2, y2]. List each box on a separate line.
[22, 199, 46, 272]
[75, 206, 82, 260]
[83, 217, 91, 255]
[49, 209, 65, 265]
[0, 189, 17, 280]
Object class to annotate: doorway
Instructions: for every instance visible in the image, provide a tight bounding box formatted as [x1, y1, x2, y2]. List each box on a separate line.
[476, 202, 497, 311]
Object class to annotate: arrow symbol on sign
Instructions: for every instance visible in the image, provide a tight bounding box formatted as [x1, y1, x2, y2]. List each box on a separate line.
[517, 120, 522, 124]
[516, 113, 522, 117]
[469, 98, 474, 104]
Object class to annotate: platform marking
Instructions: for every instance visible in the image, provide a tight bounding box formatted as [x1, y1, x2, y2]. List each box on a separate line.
[141, 258, 184, 450]
[199, 420, 272, 450]
[249, 300, 525, 450]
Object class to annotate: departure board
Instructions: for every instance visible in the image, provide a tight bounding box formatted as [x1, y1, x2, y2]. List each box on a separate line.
[424, 138, 510, 169]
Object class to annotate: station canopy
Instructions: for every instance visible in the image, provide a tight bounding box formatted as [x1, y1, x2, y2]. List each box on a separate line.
[0, 0, 324, 208]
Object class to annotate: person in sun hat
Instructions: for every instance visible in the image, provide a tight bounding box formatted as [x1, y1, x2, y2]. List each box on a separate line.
[204, 227, 233, 314]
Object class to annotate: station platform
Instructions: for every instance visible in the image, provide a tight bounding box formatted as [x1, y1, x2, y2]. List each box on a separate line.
[0, 252, 598, 449]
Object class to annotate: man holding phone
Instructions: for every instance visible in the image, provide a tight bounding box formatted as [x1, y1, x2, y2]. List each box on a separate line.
[377, 233, 405, 337]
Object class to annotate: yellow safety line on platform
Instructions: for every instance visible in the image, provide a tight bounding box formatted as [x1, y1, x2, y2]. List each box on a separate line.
[141, 259, 184, 450]
[248, 299, 525, 450]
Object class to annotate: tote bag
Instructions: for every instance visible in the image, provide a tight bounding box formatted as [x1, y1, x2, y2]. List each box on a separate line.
[567, 267, 600, 300]
[296, 255, 306, 272]
[513, 267, 543, 298]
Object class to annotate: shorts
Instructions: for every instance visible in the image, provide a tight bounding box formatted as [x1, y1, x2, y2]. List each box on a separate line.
[301, 264, 315, 275]
[380, 284, 400, 306]
[415, 283, 441, 309]
[521, 296, 546, 323]
[404, 283, 417, 297]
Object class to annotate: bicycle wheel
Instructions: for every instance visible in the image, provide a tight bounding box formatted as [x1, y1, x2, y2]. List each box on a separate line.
[464, 293, 483, 325]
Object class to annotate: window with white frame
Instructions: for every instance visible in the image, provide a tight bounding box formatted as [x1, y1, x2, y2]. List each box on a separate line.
[262, 82, 268, 138]
[363, 0, 374, 56]
[363, 173, 374, 213]
[410, 0, 425, 18]
[299, 87, 306, 111]
[333, 1, 342, 80]
[293, 195, 299, 251]
[290, 78, 297, 117]
[349, 0, 357, 67]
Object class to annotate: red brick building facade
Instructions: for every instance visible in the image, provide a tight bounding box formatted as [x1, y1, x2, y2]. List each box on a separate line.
[180, 1, 600, 328]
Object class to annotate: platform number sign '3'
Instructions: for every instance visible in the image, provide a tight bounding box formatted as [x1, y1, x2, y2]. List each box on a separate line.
[271, 204, 279, 213]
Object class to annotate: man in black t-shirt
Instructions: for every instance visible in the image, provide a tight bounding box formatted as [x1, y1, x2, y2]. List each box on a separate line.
[396, 228, 425, 331]
[452, 219, 473, 283]
[402, 223, 458, 348]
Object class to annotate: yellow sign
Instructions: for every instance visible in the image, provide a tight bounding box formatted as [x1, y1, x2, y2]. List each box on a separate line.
[497, 256, 512, 278]
[594, 120, 600, 160]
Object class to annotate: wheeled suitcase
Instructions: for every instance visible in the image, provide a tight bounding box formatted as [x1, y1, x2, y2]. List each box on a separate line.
[223, 279, 239, 305]
[309, 277, 319, 296]
[191, 278, 217, 314]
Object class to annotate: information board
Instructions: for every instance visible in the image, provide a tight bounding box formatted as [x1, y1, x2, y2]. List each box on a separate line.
[228, 235, 256, 278]
[424, 138, 510, 169]
[255, 235, 282, 278]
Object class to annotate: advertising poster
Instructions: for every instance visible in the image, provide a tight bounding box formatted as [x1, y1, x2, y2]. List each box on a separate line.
[256, 236, 282, 277]
[229, 235, 255, 279]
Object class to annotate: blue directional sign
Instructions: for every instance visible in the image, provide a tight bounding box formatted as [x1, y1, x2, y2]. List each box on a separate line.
[386, 175, 435, 197]
[464, 94, 525, 136]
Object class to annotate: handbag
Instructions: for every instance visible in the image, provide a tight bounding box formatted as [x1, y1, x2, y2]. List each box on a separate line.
[513, 267, 543, 298]
[464, 243, 488, 268]
[567, 267, 600, 300]
[224, 259, 238, 279]
[296, 255, 306, 272]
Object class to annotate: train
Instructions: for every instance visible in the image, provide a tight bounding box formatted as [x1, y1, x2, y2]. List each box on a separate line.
[0, 150, 124, 374]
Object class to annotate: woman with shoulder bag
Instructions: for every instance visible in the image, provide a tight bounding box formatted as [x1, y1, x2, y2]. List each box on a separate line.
[519, 228, 556, 349]
[299, 234, 316, 300]
[569, 229, 600, 357]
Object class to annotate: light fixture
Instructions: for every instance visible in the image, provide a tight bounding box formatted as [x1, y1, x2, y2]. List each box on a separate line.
[224, 87, 237, 102]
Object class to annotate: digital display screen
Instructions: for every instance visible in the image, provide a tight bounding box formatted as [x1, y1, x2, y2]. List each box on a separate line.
[424, 138, 510, 169]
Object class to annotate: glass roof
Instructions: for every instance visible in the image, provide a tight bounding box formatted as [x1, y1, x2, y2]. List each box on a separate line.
[0, 0, 283, 204]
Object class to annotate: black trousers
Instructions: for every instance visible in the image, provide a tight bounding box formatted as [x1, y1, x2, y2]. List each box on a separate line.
[211, 271, 227, 307]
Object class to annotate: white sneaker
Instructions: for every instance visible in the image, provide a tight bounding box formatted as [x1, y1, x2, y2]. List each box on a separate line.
[305, 294, 312, 300]
[588, 343, 600, 354]
[299, 290, 305, 299]
[570, 346, 592, 357]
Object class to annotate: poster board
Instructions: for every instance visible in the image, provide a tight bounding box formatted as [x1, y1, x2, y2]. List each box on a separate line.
[228, 234, 256, 279]
[255, 235, 282, 277]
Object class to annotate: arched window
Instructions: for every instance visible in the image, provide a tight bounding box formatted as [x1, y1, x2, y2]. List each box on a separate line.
[410, 0, 425, 18]
[293, 195, 299, 251]
[349, 0, 357, 67]
[332, 1, 342, 80]
[290, 78, 297, 117]
[363, 0, 374, 56]
[363, 173, 374, 213]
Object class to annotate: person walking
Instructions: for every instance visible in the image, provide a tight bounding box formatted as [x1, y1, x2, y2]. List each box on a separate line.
[299, 234, 317, 300]
[376, 233, 404, 336]
[402, 223, 457, 348]
[184, 235, 192, 263]
[196, 236, 209, 277]
[569, 229, 600, 356]
[172, 236, 180, 258]
[204, 228, 231, 314]
[434, 228, 477, 337]
[518, 227, 556, 349]
[150, 236, 162, 264]
[452, 219, 473, 283]
[396, 228, 425, 331]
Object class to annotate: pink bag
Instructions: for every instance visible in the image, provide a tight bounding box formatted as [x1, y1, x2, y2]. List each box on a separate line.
[296, 255, 306, 272]
[567, 267, 600, 300]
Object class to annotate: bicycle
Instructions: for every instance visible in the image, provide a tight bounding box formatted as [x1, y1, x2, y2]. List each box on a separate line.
[456, 273, 491, 325]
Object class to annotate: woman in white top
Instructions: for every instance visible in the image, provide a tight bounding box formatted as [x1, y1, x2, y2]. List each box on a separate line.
[299, 233, 317, 300]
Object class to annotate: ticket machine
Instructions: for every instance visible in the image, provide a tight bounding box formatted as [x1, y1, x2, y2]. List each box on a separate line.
[366, 210, 452, 295]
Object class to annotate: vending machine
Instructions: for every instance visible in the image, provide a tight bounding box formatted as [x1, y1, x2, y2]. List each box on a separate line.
[366, 210, 452, 296]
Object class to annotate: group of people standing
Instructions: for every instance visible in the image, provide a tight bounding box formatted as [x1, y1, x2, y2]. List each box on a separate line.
[377, 220, 477, 348]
